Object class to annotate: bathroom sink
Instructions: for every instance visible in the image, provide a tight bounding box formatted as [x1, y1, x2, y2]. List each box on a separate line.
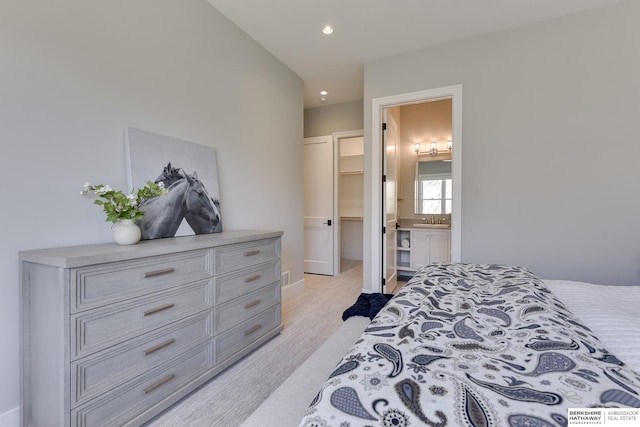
[412, 223, 451, 229]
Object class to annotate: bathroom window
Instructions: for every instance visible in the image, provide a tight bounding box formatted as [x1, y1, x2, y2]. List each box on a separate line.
[417, 173, 452, 214]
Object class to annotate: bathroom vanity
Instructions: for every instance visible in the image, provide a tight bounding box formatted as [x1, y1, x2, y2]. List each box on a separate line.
[396, 226, 450, 278]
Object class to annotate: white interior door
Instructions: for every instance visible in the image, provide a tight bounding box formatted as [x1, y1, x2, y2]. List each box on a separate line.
[304, 135, 334, 275]
[382, 112, 398, 292]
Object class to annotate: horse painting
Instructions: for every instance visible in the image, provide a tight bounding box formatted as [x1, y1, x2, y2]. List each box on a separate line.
[137, 164, 222, 240]
[182, 171, 222, 234]
[154, 162, 184, 188]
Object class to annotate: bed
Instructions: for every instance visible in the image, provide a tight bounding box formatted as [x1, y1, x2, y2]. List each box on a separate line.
[298, 263, 640, 427]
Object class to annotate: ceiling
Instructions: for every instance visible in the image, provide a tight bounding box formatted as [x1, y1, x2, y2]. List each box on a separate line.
[207, 0, 625, 109]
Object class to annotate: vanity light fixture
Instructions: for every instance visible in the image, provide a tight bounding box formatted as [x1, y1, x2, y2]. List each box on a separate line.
[430, 142, 438, 156]
[413, 143, 421, 154]
[447, 140, 453, 153]
[322, 25, 334, 35]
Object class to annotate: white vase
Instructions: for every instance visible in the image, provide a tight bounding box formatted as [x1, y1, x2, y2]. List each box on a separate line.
[112, 219, 142, 245]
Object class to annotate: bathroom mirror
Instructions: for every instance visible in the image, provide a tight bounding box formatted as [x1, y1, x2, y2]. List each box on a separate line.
[414, 160, 452, 214]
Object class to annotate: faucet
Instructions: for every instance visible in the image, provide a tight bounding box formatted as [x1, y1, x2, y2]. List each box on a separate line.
[430, 216, 435, 224]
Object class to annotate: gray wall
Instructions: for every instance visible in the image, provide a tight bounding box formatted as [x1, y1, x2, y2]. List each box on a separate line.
[304, 100, 364, 137]
[0, 0, 303, 421]
[365, 0, 640, 285]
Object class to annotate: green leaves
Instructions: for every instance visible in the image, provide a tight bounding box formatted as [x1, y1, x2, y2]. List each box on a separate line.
[137, 181, 168, 204]
[82, 181, 169, 224]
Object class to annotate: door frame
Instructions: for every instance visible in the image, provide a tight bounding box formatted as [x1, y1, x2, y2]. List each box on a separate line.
[333, 130, 364, 274]
[303, 135, 335, 276]
[365, 84, 462, 293]
[382, 111, 398, 292]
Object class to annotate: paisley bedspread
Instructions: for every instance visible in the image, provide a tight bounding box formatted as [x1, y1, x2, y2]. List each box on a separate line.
[298, 263, 640, 427]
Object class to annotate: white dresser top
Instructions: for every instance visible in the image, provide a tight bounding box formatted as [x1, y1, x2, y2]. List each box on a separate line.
[19, 230, 283, 268]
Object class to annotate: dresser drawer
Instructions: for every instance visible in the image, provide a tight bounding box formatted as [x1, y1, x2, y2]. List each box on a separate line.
[21, 231, 283, 427]
[71, 280, 213, 359]
[216, 305, 281, 363]
[71, 310, 213, 407]
[71, 341, 214, 427]
[213, 238, 280, 275]
[214, 260, 281, 305]
[214, 282, 280, 334]
[72, 249, 212, 313]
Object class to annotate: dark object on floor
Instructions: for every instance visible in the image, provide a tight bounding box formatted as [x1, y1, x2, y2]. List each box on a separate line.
[342, 293, 395, 321]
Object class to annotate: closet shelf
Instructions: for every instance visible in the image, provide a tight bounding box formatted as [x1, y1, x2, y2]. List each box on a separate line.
[340, 170, 364, 175]
[340, 216, 363, 221]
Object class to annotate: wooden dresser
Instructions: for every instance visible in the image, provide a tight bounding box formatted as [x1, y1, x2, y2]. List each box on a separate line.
[20, 230, 283, 427]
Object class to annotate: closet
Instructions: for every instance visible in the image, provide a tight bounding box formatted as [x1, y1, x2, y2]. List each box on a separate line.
[338, 135, 364, 263]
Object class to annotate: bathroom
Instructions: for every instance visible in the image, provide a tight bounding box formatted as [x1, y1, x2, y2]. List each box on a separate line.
[390, 98, 453, 278]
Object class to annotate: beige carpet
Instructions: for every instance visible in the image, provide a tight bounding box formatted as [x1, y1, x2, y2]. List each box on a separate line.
[240, 316, 370, 427]
[147, 260, 364, 427]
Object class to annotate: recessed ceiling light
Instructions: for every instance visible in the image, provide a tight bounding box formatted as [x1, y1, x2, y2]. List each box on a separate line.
[320, 97, 327, 102]
[320, 90, 328, 96]
[322, 25, 334, 35]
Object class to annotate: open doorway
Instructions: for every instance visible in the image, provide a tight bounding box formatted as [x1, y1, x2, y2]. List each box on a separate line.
[303, 131, 365, 278]
[365, 85, 462, 294]
[387, 98, 454, 286]
[334, 131, 365, 275]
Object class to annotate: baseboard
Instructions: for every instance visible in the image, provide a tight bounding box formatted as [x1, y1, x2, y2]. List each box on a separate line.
[282, 278, 304, 301]
[0, 407, 19, 427]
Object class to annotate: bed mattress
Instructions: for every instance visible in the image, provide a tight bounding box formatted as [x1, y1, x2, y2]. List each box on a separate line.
[299, 263, 640, 427]
[545, 279, 640, 374]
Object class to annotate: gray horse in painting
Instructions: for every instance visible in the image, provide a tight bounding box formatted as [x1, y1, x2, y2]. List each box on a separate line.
[154, 163, 222, 234]
[181, 170, 222, 234]
[138, 165, 222, 240]
[154, 162, 184, 188]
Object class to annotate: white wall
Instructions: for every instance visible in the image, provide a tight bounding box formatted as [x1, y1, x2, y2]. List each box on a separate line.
[304, 100, 363, 137]
[364, 0, 640, 286]
[0, 0, 303, 421]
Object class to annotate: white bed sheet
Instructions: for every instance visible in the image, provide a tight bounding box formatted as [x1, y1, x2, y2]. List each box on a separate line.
[545, 279, 640, 374]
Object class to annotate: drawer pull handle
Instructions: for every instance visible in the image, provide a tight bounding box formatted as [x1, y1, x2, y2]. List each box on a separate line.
[244, 249, 261, 257]
[143, 303, 174, 317]
[244, 324, 262, 336]
[143, 268, 175, 278]
[143, 338, 175, 356]
[244, 274, 261, 283]
[245, 299, 261, 309]
[143, 374, 175, 394]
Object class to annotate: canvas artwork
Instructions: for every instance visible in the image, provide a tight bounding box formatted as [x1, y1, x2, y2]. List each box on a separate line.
[125, 127, 223, 240]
